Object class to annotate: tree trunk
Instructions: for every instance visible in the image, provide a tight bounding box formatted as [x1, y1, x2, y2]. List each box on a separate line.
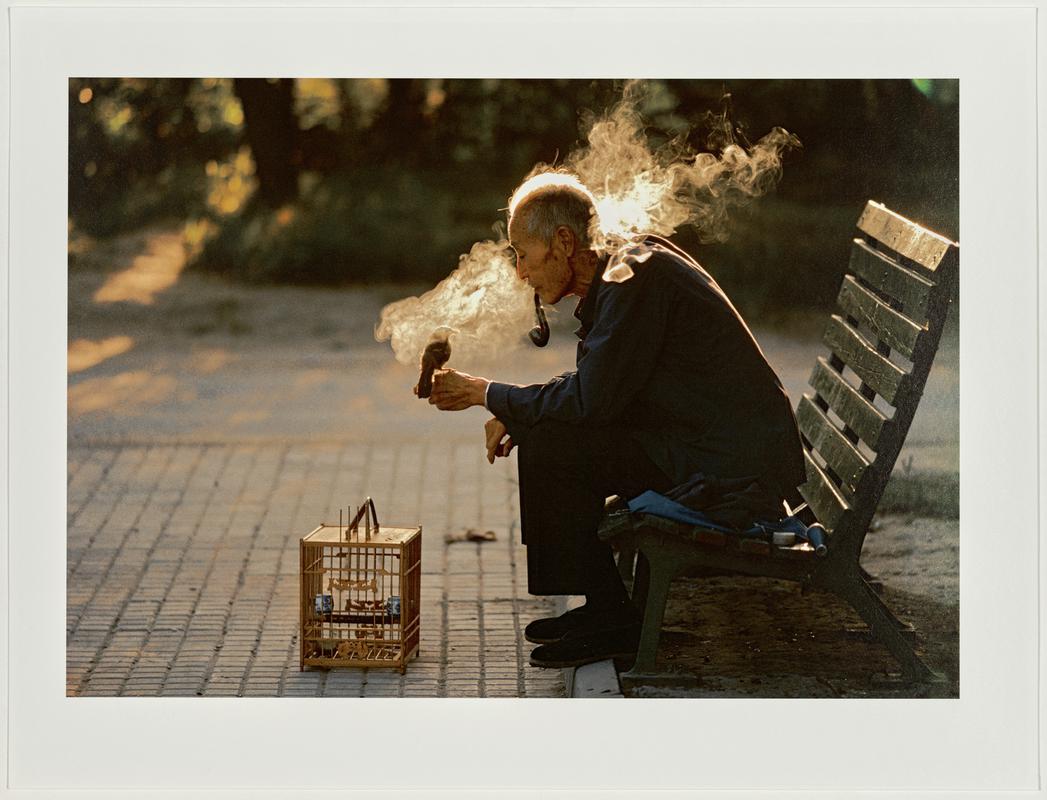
[371, 79, 429, 163]
[233, 78, 300, 206]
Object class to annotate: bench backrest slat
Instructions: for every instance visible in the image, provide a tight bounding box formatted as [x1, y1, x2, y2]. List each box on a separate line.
[822, 315, 908, 404]
[808, 357, 888, 449]
[837, 275, 925, 359]
[796, 395, 870, 499]
[800, 448, 851, 533]
[799, 201, 957, 552]
[856, 201, 953, 273]
[848, 239, 934, 321]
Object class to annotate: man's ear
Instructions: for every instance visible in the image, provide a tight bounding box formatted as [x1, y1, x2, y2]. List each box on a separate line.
[555, 225, 576, 257]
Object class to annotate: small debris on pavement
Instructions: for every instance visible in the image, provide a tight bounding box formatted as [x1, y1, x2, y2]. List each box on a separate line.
[444, 528, 497, 544]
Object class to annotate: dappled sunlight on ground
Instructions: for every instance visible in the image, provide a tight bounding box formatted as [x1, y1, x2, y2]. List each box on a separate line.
[68, 336, 134, 373]
[187, 347, 234, 375]
[293, 368, 330, 392]
[228, 408, 271, 426]
[69, 370, 177, 415]
[93, 232, 187, 305]
[342, 393, 376, 415]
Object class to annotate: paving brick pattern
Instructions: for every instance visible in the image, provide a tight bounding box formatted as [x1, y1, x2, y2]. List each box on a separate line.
[67, 439, 565, 698]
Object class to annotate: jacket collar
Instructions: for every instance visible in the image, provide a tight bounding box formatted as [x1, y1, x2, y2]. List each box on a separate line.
[573, 254, 609, 339]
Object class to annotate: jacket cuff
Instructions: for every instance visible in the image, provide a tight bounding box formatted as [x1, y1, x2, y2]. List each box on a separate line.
[485, 381, 513, 420]
[485, 382, 530, 445]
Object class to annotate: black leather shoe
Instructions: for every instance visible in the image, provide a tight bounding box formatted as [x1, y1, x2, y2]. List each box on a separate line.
[524, 601, 640, 645]
[524, 606, 593, 645]
[528, 623, 640, 669]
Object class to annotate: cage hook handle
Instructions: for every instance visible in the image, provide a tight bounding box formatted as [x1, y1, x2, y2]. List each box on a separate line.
[347, 498, 380, 541]
[347, 503, 367, 540]
[367, 497, 380, 537]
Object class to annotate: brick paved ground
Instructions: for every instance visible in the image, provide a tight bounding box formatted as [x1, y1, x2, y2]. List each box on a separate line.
[66, 232, 957, 699]
[67, 439, 564, 697]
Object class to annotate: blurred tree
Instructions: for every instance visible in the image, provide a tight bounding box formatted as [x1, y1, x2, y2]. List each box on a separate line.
[368, 79, 430, 164]
[70, 77, 957, 305]
[233, 78, 300, 206]
[69, 78, 242, 237]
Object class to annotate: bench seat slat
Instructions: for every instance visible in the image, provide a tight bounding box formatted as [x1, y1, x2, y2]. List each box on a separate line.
[848, 239, 933, 320]
[857, 200, 953, 273]
[796, 395, 871, 498]
[798, 448, 850, 533]
[823, 315, 908, 404]
[837, 275, 925, 359]
[603, 513, 818, 565]
[809, 357, 889, 449]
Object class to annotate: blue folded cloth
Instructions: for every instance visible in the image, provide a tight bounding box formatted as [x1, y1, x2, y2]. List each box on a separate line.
[627, 490, 734, 532]
[626, 490, 827, 554]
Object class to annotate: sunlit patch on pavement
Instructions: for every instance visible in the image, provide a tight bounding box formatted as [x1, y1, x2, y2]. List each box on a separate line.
[93, 232, 187, 305]
[68, 336, 134, 373]
[188, 347, 234, 374]
[293, 368, 330, 391]
[69, 370, 177, 415]
[343, 394, 375, 414]
[228, 409, 270, 426]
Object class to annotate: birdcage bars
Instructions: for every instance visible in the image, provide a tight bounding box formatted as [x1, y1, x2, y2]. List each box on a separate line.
[299, 498, 421, 674]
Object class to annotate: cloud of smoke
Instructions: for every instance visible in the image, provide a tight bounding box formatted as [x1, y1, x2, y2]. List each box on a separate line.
[375, 236, 533, 367]
[566, 81, 800, 280]
[376, 80, 799, 363]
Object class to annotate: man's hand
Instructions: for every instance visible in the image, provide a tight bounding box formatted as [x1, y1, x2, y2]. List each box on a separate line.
[484, 417, 515, 464]
[429, 369, 489, 411]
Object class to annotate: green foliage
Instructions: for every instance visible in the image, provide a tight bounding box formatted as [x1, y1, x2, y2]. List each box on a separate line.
[69, 78, 241, 237]
[69, 78, 959, 307]
[193, 167, 505, 285]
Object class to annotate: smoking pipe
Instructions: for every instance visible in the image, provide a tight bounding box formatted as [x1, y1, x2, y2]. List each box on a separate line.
[415, 331, 452, 399]
[529, 292, 550, 347]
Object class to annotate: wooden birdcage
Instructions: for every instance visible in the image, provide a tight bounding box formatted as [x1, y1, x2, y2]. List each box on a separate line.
[299, 498, 421, 673]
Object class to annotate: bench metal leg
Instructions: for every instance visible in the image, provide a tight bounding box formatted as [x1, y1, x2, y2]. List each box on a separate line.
[840, 572, 942, 682]
[616, 540, 637, 586]
[623, 549, 673, 679]
[630, 551, 650, 612]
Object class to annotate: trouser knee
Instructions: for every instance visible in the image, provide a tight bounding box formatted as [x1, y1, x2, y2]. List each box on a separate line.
[517, 419, 581, 476]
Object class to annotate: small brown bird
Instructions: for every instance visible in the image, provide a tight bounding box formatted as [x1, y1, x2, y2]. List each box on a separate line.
[415, 328, 453, 399]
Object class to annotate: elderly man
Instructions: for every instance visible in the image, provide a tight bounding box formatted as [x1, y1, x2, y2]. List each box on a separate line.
[429, 173, 806, 668]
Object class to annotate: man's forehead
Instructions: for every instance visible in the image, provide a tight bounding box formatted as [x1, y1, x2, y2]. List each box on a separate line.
[507, 215, 523, 247]
[507, 208, 532, 246]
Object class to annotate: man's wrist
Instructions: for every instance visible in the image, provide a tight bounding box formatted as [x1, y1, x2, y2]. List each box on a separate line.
[475, 378, 491, 408]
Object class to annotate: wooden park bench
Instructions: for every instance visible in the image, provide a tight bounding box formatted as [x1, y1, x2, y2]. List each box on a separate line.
[599, 200, 959, 682]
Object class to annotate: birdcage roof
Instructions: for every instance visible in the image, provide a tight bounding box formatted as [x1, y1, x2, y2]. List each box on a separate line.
[302, 524, 421, 546]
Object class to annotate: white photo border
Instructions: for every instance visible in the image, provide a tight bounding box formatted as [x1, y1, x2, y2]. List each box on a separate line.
[2, 1, 1043, 796]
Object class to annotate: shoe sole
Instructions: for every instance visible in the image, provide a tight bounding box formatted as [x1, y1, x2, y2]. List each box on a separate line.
[528, 648, 637, 669]
[524, 635, 558, 645]
[524, 618, 641, 646]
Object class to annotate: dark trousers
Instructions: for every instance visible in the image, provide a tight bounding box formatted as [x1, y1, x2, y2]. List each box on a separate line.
[516, 420, 673, 597]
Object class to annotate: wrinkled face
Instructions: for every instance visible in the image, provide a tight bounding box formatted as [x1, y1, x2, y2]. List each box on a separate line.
[507, 212, 572, 306]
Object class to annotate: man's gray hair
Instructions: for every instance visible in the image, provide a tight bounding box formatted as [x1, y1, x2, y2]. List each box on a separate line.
[508, 172, 598, 249]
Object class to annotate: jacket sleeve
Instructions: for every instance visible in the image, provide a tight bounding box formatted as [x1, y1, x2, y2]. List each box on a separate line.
[486, 261, 670, 441]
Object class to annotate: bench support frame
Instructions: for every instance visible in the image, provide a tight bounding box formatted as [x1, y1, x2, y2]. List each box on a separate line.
[602, 202, 957, 686]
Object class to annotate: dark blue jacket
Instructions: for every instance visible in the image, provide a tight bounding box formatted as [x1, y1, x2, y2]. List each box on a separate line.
[486, 235, 806, 497]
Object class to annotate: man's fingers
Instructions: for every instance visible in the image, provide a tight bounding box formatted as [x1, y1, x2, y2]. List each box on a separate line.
[491, 436, 515, 459]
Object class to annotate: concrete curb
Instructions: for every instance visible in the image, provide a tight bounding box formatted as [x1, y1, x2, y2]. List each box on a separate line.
[567, 659, 623, 698]
[554, 596, 625, 699]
